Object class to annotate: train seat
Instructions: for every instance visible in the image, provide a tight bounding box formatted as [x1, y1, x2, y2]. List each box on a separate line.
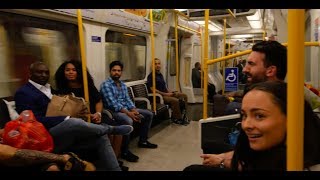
[130, 84, 170, 124]
[199, 114, 241, 154]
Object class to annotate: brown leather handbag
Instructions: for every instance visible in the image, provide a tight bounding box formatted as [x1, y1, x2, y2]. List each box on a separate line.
[46, 93, 90, 121]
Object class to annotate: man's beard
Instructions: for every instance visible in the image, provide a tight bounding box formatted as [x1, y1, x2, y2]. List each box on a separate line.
[246, 74, 268, 85]
[111, 76, 120, 81]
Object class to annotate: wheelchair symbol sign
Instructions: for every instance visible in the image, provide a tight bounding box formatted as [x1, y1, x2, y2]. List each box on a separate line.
[226, 69, 237, 82]
[225, 67, 238, 91]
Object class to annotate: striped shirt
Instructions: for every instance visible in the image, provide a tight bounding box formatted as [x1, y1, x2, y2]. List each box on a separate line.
[100, 77, 135, 112]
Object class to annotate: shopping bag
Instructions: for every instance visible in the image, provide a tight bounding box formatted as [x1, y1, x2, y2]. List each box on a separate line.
[3, 110, 54, 152]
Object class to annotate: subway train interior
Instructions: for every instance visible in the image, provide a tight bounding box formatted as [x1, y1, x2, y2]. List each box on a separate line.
[0, 9, 320, 171]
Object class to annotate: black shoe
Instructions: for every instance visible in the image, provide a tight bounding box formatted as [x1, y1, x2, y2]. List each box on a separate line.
[138, 141, 158, 149]
[121, 165, 129, 171]
[172, 118, 183, 125]
[118, 160, 123, 167]
[121, 151, 139, 162]
[172, 118, 188, 125]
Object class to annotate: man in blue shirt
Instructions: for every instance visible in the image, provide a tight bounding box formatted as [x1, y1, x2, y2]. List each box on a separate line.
[147, 58, 188, 124]
[100, 60, 158, 163]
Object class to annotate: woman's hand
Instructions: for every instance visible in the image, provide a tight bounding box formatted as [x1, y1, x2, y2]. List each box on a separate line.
[91, 112, 101, 124]
[200, 154, 224, 167]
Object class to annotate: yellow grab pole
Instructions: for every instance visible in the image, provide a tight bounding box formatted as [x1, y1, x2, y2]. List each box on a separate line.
[222, 18, 227, 95]
[227, 9, 236, 18]
[287, 9, 305, 171]
[228, 39, 231, 66]
[149, 9, 156, 113]
[174, 13, 180, 91]
[173, 10, 190, 20]
[203, 9, 209, 119]
[77, 9, 90, 122]
[177, 25, 201, 34]
[263, 31, 266, 40]
[207, 41, 319, 66]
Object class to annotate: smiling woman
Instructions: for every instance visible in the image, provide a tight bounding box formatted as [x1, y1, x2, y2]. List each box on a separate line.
[231, 81, 320, 170]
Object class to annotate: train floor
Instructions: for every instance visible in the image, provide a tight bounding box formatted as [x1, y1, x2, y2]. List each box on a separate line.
[121, 103, 209, 171]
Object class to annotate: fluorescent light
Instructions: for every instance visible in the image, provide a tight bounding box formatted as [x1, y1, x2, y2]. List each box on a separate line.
[231, 38, 246, 42]
[194, 20, 222, 31]
[208, 24, 221, 31]
[194, 20, 205, 25]
[175, 9, 188, 12]
[231, 34, 254, 38]
[248, 20, 262, 29]
[246, 10, 261, 21]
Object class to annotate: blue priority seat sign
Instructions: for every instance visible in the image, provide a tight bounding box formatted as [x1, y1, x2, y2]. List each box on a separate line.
[225, 67, 238, 92]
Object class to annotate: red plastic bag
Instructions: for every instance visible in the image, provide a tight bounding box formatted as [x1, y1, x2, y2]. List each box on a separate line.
[2, 110, 54, 152]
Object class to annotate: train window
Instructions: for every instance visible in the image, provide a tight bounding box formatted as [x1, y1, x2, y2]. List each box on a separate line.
[105, 30, 146, 81]
[0, 12, 80, 97]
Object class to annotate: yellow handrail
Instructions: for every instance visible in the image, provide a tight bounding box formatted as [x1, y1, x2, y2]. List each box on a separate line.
[227, 9, 236, 18]
[149, 9, 157, 113]
[287, 9, 305, 171]
[203, 9, 209, 119]
[207, 42, 320, 65]
[173, 10, 190, 20]
[174, 13, 180, 91]
[222, 18, 227, 95]
[177, 24, 201, 34]
[77, 9, 90, 123]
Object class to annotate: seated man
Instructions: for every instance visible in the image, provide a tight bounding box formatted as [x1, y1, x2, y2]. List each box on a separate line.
[147, 58, 188, 124]
[192, 62, 216, 101]
[100, 60, 158, 163]
[213, 40, 287, 116]
[14, 62, 133, 171]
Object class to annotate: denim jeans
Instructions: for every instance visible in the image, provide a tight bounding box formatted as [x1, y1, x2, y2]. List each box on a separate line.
[113, 109, 153, 153]
[49, 118, 121, 171]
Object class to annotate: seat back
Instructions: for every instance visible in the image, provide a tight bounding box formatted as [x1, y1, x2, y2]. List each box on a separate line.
[199, 114, 241, 154]
[131, 84, 148, 99]
[127, 87, 134, 102]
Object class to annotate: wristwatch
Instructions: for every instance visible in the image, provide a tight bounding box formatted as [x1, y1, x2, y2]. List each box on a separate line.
[219, 159, 225, 168]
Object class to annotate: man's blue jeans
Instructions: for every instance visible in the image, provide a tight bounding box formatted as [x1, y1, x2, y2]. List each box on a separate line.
[113, 109, 153, 153]
[49, 118, 121, 171]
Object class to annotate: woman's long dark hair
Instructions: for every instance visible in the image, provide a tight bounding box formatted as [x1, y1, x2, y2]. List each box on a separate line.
[54, 60, 95, 92]
[231, 81, 320, 170]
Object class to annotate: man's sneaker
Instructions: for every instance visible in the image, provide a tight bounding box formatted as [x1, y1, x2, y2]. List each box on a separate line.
[121, 151, 139, 162]
[111, 125, 133, 135]
[138, 141, 158, 149]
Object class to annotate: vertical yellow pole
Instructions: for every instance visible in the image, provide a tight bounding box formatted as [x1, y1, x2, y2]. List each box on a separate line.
[203, 9, 209, 119]
[263, 31, 266, 40]
[222, 18, 226, 95]
[77, 9, 90, 122]
[287, 9, 305, 171]
[174, 13, 180, 91]
[228, 39, 231, 66]
[200, 32, 204, 89]
[149, 9, 156, 113]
